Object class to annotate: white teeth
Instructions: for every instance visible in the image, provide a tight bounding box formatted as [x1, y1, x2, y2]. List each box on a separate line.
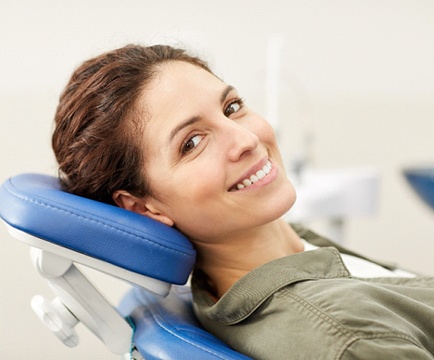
[256, 170, 266, 180]
[243, 179, 253, 186]
[234, 161, 273, 191]
[264, 161, 271, 174]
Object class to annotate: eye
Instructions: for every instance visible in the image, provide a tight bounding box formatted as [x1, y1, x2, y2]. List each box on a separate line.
[181, 134, 204, 154]
[224, 98, 244, 117]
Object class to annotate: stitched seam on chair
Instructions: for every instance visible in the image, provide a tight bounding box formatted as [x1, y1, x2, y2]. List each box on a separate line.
[152, 319, 233, 359]
[161, 323, 233, 359]
[5, 185, 191, 257]
[144, 297, 241, 360]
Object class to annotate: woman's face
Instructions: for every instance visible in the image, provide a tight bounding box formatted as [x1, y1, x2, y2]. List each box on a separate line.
[138, 61, 296, 242]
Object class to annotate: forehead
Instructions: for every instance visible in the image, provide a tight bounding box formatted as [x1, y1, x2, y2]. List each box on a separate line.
[145, 61, 222, 104]
[140, 62, 224, 125]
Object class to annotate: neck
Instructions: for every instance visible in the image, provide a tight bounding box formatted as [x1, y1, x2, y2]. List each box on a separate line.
[192, 219, 304, 298]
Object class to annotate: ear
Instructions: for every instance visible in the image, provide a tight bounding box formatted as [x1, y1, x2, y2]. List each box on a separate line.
[112, 190, 175, 227]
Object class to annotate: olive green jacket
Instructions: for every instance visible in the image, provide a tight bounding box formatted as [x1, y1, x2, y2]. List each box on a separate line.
[192, 225, 434, 359]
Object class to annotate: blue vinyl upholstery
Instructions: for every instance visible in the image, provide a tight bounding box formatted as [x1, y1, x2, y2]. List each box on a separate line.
[0, 173, 195, 284]
[120, 286, 252, 360]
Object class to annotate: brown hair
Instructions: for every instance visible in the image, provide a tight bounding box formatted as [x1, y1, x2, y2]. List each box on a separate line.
[52, 44, 211, 205]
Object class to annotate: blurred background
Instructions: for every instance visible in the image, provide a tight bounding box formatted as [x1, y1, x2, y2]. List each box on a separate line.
[1, 1, 434, 358]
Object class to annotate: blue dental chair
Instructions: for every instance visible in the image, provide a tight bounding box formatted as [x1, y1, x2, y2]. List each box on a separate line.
[0, 173, 251, 360]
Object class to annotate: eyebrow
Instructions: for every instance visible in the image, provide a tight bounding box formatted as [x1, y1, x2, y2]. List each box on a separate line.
[169, 85, 236, 142]
[220, 85, 235, 103]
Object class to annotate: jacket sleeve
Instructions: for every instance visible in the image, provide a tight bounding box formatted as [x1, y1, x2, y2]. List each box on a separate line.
[340, 337, 433, 360]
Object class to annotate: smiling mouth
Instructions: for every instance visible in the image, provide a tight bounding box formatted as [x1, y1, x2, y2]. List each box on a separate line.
[229, 160, 272, 192]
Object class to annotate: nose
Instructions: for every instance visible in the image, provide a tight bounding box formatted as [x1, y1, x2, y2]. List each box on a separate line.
[224, 120, 260, 162]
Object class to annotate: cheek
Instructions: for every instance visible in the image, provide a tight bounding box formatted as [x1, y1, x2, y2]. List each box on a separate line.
[153, 160, 224, 208]
[159, 167, 225, 238]
[177, 163, 223, 200]
[254, 118, 278, 147]
[246, 113, 276, 138]
[264, 119, 277, 137]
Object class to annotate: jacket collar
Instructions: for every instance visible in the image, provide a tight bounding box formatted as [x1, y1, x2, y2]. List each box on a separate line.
[193, 247, 350, 325]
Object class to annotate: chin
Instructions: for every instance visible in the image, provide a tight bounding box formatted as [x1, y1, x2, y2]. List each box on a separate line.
[266, 182, 297, 222]
[282, 178, 297, 207]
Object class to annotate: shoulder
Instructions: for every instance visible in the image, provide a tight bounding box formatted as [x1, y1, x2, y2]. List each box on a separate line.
[193, 271, 434, 359]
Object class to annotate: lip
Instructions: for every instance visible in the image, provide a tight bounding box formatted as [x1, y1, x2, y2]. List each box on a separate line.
[228, 157, 275, 192]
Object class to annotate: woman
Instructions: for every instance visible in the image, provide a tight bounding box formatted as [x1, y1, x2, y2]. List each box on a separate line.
[53, 44, 434, 359]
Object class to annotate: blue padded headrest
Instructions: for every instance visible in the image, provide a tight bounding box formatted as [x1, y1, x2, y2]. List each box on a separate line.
[0, 173, 196, 284]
